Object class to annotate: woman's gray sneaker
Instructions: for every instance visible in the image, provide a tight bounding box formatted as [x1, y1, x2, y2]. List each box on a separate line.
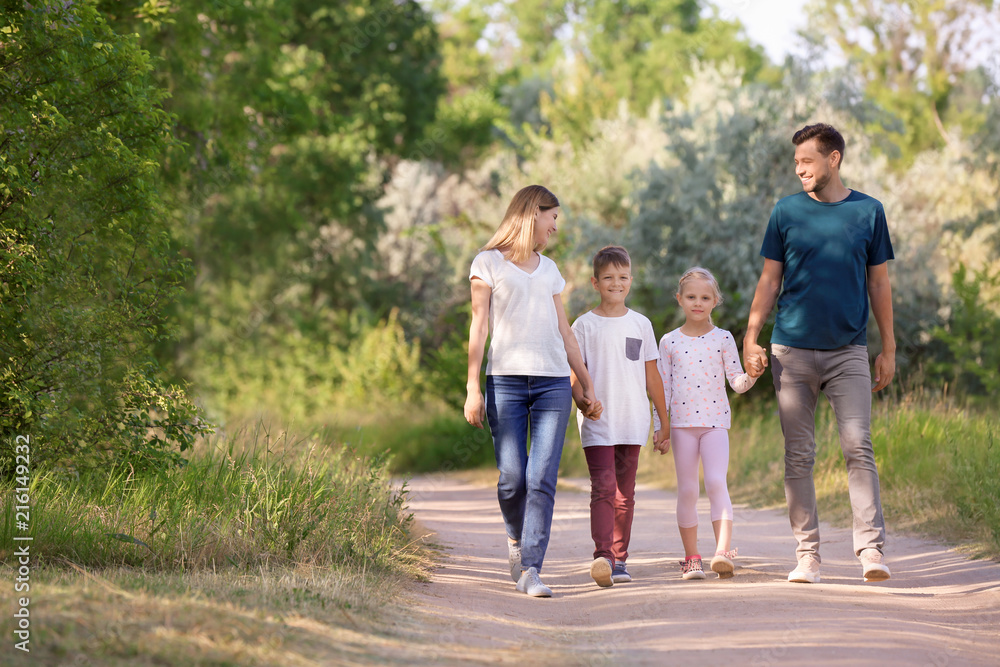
[508, 540, 522, 582]
[516, 567, 552, 597]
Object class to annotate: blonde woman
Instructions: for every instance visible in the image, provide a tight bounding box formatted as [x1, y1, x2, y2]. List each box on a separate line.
[465, 185, 602, 597]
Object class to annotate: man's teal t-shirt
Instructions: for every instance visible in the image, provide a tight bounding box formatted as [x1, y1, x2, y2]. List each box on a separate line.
[760, 190, 894, 350]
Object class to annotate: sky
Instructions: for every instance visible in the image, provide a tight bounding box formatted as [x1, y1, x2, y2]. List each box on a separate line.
[714, 0, 810, 63]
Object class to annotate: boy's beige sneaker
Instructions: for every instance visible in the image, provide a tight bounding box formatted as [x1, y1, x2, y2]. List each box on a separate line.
[860, 548, 891, 582]
[590, 557, 614, 587]
[788, 554, 821, 583]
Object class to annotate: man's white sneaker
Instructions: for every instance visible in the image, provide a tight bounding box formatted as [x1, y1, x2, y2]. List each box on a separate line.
[860, 548, 891, 582]
[516, 566, 552, 597]
[788, 554, 821, 583]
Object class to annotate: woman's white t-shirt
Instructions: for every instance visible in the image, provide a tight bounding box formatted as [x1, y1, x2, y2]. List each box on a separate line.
[469, 249, 570, 377]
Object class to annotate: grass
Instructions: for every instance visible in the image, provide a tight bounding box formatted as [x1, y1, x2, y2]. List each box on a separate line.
[0, 422, 432, 665]
[1, 422, 419, 572]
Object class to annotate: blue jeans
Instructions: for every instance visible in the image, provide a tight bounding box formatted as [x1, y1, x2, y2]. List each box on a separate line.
[486, 375, 572, 572]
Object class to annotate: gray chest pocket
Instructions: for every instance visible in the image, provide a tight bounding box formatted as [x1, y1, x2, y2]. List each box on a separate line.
[625, 337, 642, 361]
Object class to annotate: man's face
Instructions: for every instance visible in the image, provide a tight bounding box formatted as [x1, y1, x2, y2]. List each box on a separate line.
[794, 138, 838, 195]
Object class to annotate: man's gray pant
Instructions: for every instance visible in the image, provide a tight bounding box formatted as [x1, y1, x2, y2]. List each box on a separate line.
[771, 344, 886, 561]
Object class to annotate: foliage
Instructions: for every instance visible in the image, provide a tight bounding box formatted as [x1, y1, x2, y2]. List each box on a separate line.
[802, 0, 1000, 162]
[193, 310, 427, 421]
[0, 1, 205, 472]
[439, 0, 766, 146]
[626, 64, 813, 338]
[928, 264, 1000, 396]
[93, 0, 450, 418]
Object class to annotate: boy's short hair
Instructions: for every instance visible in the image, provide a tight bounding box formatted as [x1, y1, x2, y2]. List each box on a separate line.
[593, 245, 631, 277]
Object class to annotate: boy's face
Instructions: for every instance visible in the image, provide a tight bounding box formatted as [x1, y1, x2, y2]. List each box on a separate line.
[591, 262, 632, 307]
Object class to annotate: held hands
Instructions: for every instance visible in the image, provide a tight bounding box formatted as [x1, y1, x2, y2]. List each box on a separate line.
[653, 429, 670, 455]
[576, 390, 604, 421]
[744, 342, 768, 379]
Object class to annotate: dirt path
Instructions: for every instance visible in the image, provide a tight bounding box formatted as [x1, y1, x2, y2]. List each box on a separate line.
[388, 474, 1000, 666]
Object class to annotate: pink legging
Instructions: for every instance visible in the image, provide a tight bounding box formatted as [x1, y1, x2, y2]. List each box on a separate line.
[672, 426, 733, 528]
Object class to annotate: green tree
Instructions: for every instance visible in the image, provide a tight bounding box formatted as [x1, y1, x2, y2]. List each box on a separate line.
[0, 1, 208, 471]
[626, 64, 809, 338]
[93, 1, 447, 417]
[802, 0, 1000, 162]
[929, 264, 1000, 396]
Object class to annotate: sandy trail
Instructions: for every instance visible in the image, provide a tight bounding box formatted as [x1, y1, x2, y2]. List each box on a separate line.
[389, 474, 1000, 666]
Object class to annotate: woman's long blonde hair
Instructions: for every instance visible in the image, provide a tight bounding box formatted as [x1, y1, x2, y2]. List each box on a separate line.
[482, 185, 560, 263]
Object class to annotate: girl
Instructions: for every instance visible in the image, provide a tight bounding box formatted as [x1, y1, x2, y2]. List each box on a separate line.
[464, 184, 602, 598]
[653, 267, 757, 579]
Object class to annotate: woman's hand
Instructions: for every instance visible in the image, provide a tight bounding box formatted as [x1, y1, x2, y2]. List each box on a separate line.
[465, 389, 485, 428]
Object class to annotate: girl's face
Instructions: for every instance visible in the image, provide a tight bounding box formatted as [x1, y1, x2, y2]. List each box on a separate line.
[533, 206, 560, 247]
[677, 277, 718, 325]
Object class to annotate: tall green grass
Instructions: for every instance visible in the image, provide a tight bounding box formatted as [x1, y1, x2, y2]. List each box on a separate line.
[0, 423, 420, 575]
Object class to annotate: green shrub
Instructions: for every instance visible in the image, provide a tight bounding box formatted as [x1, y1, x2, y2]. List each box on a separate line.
[0, 1, 202, 473]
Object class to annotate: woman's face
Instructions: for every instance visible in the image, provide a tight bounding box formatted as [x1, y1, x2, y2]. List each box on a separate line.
[533, 206, 560, 247]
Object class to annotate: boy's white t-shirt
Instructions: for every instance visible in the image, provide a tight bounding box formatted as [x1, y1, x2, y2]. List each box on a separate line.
[572, 309, 659, 447]
[469, 249, 570, 377]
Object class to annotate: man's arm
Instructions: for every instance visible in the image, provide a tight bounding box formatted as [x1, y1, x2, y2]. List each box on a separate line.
[743, 258, 784, 370]
[867, 261, 895, 392]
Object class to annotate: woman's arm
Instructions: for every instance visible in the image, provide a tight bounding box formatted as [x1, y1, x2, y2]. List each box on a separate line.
[555, 294, 602, 421]
[464, 278, 491, 428]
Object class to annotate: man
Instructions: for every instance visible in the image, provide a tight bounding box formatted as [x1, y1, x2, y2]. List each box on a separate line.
[743, 123, 895, 584]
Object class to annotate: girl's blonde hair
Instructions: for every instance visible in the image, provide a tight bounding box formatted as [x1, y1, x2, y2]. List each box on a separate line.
[482, 185, 560, 263]
[677, 266, 724, 305]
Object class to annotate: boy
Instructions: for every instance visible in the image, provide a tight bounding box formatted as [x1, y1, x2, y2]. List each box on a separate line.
[571, 245, 669, 587]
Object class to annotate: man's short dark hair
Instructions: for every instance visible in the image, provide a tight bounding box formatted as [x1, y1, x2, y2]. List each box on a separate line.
[792, 123, 846, 168]
[593, 245, 631, 277]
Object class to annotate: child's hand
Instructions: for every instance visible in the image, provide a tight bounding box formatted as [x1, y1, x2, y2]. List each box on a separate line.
[746, 351, 766, 378]
[653, 429, 670, 455]
[582, 398, 603, 421]
[573, 394, 604, 421]
[577, 389, 603, 421]
[744, 346, 768, 378]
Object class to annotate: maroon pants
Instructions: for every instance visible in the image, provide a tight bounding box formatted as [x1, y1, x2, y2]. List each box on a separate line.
[584, 445, 641, 562]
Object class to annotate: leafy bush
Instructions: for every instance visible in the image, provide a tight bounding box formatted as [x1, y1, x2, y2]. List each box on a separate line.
[929, 264, 1000, 396]
[0, 1, 204, 473]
